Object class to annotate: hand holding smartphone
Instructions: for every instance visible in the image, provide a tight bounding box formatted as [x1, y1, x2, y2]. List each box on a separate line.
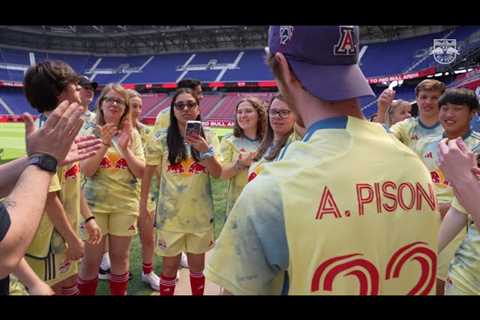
[186, 120, 202, 139]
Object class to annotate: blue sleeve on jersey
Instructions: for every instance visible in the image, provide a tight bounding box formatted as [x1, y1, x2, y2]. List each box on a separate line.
[247, 184, 289, 272]
[207, 173, 289, 294]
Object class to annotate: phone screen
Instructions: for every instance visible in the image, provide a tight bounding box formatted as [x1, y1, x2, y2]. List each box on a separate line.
[186, 121, 202, 138]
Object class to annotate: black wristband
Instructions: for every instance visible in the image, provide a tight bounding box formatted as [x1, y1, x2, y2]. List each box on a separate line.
[0, 202, 12, 242]
[85, 216, 95, 223]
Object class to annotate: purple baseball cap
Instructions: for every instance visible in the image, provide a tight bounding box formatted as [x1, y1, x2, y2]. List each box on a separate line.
[268, 26, 374, 101]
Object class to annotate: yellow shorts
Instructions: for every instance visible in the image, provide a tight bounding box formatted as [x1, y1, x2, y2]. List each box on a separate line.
[80, 212, 138, 238]
[438, 229, 466, 281]
[147, 193, 156, 213]
[9, 276, 29, 295]
[25, 253, 78, 287]
[156, 228, 215, 257]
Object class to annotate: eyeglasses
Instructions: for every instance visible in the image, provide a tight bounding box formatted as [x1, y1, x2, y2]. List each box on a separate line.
[103, 96, 126, 106]
[174, 100, 198, 110]
[269, 109, 291, 119]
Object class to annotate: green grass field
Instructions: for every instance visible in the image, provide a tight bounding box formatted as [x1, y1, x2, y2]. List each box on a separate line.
[0, 123, 231, 295]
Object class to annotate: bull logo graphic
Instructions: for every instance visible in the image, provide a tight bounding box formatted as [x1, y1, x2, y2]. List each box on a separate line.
[115, 159, 128, 169]
[99, 157, 112, 169]
[432, 39, 459, 65]
[64, 163, 80, 180]
[188, 162, 206, 175]
[167, 163, 185, 174]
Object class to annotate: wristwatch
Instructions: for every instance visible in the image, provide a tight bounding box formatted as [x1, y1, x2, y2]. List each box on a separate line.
[27, 154, 58, 173]
[199, 146, 215, 161]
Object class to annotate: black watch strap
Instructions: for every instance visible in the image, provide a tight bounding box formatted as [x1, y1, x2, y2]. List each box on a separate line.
[28, 154, 58, 173]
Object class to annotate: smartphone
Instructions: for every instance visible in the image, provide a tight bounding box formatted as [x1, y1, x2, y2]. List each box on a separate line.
[186, 120, 202, 138]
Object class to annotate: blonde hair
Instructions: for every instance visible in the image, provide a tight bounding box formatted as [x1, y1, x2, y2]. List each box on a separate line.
[95, 83, 131, 129]
[385, 99, 411, 127]
[126, 89, 141, 100]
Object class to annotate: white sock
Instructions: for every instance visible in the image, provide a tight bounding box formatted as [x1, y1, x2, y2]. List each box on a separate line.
[100, 252, 111, 270]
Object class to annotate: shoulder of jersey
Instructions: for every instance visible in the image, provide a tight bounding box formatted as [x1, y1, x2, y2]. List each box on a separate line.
[471, 130, 480, 141]
[222, 132, 234, 141]
[470, 131, 480, 152]
[161, 107, 171, 114]
[153, 128, 168, 141]
[203, 127, 216, 137]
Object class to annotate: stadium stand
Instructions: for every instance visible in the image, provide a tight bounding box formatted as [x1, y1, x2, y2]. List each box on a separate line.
[1, 25, 480, 124]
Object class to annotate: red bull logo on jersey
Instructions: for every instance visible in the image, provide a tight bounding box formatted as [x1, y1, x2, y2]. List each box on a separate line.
[115, 158, 128, 170]
[188, 162, 206, 175]
[64, 163, 80, 180]
[248, 165, 263, 182]
[167, 158, 206, 176]
[315, 182, 437, 220]
[430, 170, 449, 188]
[99, 156, 112, 169]
[167, 163, 185, 174]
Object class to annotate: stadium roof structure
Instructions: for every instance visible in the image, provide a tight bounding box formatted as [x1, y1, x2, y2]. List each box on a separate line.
[0, 25, 457, 55]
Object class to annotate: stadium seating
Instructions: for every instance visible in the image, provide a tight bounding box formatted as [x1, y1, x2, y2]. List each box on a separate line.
[1, 25, 480, 122]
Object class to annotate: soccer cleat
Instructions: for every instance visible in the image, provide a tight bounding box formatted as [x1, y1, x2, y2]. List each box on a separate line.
[141, 272, 160, 291]
[98, 266, 111, 280]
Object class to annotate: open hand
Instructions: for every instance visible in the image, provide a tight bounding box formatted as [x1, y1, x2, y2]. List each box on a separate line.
[23, 101, 86, 162]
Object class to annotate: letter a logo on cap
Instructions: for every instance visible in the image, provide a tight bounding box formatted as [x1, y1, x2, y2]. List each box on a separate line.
[279, 26, 294, 45]
[334, 26, 357, 56]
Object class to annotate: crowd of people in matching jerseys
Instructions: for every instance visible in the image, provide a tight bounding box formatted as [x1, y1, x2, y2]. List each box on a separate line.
[3, 26, 480, 296]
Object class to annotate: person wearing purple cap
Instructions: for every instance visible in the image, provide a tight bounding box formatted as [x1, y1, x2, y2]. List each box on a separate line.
[204, 26, 440, 295]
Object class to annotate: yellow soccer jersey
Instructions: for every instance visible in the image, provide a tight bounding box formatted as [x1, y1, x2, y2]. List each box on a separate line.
[413, 131, 480, 280]
[25, 175, 61, 258]
[27, 117, 82, 258]
[83, 129, 145, 215]
[415, 131, 480, 204]
[249, 132, 304, 183]
[137, 122, 157, 212]
[79, 111, 97, 136]
[448, 198, 480, 294]
[220, 133, 261, 215]
[26, 162, 82, 258]
[248, 155, 269, 183]
[206, 116, 440, 295]
[154, 107, 171, 131]
[389, 117, 443, 151]
[146, 127, 221, 233]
